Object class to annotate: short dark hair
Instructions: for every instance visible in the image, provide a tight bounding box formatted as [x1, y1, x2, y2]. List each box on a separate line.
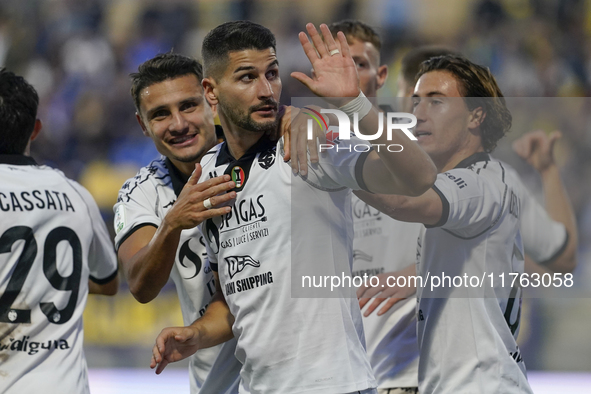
[401, 46, 457, 86]
[202, 21, 276, 80]
[417, 55, 512, 153]
[0, 68, 39, 155]
[328, 20, 381, 52]
[130, 52, 203, 112]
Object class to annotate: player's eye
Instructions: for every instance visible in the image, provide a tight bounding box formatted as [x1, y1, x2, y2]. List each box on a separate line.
[412, 98, 420, 108]
[151, 110, 169, 120]
[181, 102, 197, 112]
[356, 61, 367, 69]
[266, 70, 278, 80]
[240, 74, 255, 82]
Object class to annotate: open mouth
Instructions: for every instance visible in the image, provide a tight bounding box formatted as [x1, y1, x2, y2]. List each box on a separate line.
[414, 130, 431, 139]
[169, 134, 197, 146]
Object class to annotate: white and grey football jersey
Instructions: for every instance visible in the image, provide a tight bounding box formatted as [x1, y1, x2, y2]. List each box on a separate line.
[416, 152, 533, 394]
[499, 160, 568, 264]
[351, 195, 421, 389]
[113, 156, 240, 394]
[0, 155, 118, 394]
[199, 136, 376, 394]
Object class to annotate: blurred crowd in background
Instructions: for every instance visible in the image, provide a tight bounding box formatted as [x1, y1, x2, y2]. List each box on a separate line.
[1, 0, 590, 371]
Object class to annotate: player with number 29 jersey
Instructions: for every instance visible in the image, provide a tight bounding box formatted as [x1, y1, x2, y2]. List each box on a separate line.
[0, 156, 118, 393]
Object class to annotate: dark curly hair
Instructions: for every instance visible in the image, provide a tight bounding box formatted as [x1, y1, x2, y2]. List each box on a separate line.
[417, 55, 512, 153]
[0, 68, 39, 154]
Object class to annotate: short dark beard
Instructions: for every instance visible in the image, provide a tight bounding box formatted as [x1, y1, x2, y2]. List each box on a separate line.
[218, 96, 279, 134]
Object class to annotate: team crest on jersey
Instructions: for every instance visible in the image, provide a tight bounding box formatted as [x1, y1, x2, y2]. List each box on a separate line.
[114, 205, 125, 234]
[232, 166, 245, 188]
[258, 147, 276, 170]
[226, 255, 260, 279]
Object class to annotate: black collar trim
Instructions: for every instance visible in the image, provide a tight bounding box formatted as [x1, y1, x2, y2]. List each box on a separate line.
[0, 154, 38, 166]
[215, 137, 276, 166]
[216, 137, 276, 192]
[164, 158, 189, 197]
[454, 152, 490, 169]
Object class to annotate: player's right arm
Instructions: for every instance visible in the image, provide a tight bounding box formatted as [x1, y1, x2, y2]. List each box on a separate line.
[150, 271, 234, 374]
[117, 164, 236, 303]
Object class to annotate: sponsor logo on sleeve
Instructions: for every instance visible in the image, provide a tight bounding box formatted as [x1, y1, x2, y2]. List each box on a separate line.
[114, 205, 125, 233]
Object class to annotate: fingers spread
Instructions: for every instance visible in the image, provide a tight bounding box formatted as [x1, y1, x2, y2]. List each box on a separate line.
[319, 24, 339, 54]
[337, 31, 351, 58]
[298, 31, 319, 63]
[306, 23, 327, 58]
[188, 164, 203, 186]
[290, 71, 314, 90]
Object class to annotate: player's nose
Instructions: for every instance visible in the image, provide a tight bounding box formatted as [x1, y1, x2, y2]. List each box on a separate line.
[257, 77, 274, 99]
[169, 111, 189, 133]
[413, 99, 427, 121]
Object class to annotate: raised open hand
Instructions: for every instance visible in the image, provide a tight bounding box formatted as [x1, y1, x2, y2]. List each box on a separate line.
[291, 23, 360, 105]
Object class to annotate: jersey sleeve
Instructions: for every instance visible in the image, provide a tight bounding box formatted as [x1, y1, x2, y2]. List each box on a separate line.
[113, 177, 161, 251]
[70, 182, 118, 283]
[518, 181, 568, 265]
[430, 169, 506, 238]
[304, 130, 372, 191]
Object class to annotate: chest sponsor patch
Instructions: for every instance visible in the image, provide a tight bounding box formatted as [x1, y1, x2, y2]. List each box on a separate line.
[226, 255, 260, 279]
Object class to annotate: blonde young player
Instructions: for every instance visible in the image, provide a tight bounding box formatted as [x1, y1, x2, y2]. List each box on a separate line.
[0, 68, 118, 393]
[150, 21, 437, 394]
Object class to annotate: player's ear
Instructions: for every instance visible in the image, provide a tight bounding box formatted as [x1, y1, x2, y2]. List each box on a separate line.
[30, 119, 42, 142]
[135, 112, 150, 137]
[202, 77, 219, 106]
[468, 107, 486, 129]
[376, 65, 388, 89]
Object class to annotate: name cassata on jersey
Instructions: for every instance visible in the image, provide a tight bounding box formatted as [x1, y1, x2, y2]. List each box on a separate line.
[0, 189, 75, 212]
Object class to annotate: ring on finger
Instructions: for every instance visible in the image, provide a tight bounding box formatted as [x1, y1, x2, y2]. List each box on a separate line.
[329, 49, 340, 56]
[203, 198, 213, 210]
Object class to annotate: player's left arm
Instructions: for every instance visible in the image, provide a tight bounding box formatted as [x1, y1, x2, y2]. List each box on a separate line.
[513, 130, 578, 273]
